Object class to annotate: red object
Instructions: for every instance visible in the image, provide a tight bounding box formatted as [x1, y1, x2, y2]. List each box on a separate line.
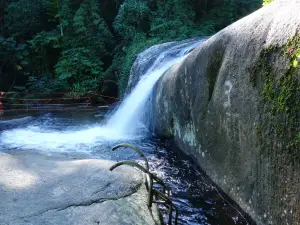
[0, 102, 2, 108]
[288, 48, 295, 55]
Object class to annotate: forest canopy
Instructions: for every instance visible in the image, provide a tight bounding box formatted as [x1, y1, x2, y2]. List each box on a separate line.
[0, 0, 263, 97]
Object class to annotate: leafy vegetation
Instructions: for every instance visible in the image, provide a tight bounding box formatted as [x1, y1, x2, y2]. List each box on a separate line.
[0, 0, 262, 97]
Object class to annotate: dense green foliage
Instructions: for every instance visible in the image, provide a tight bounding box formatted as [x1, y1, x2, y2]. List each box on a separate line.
[0, 0, 262, 97]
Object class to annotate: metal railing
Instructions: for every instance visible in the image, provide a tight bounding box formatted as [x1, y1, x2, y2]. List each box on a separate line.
[109, 143, 178, 225]
[0, 91, 118, 115]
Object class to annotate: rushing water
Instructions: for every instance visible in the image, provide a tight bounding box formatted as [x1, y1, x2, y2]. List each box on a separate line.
[0, 39, 205, 152]
[106, 39, 205, 135]
[0, 39, 251, 224]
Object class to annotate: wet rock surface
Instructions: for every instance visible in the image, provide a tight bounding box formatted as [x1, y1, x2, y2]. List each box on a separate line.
[0, 150, 161, 225]
[153, 0, 300, 224]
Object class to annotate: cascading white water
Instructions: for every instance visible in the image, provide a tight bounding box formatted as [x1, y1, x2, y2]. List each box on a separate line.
[0, 39, 205, 151]
[105, 39, 205, 135]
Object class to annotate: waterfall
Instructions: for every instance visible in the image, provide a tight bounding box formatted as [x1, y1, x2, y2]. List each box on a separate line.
[105, 39, 206, 135]
[0, 38, 206, 152]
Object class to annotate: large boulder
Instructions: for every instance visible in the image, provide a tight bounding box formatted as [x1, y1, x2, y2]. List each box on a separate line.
[0, 151, 161, 225]
[153, 0, 300, 224]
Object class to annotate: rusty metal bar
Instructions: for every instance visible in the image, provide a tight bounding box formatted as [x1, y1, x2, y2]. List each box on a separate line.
[111, 144, 151, 192]
[112, 143, 149, 170]
[109, 144, 178, 225]
[109, 160, 154, 207]
[153, 189, 178, 225]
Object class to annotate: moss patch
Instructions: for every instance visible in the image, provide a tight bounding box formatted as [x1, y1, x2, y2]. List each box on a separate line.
[254, 34, 300, 155]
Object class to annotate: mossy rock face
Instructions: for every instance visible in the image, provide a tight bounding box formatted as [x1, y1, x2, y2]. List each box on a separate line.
[152, 1, 300, 224]
[253, 34, 300, 157]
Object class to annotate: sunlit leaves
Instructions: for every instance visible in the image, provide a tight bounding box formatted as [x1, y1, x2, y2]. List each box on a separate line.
[113, 0, 151, 43]
[293, 59, 299, 68]
[263, 0, 274, 6]
[55, 47, 104, 94]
